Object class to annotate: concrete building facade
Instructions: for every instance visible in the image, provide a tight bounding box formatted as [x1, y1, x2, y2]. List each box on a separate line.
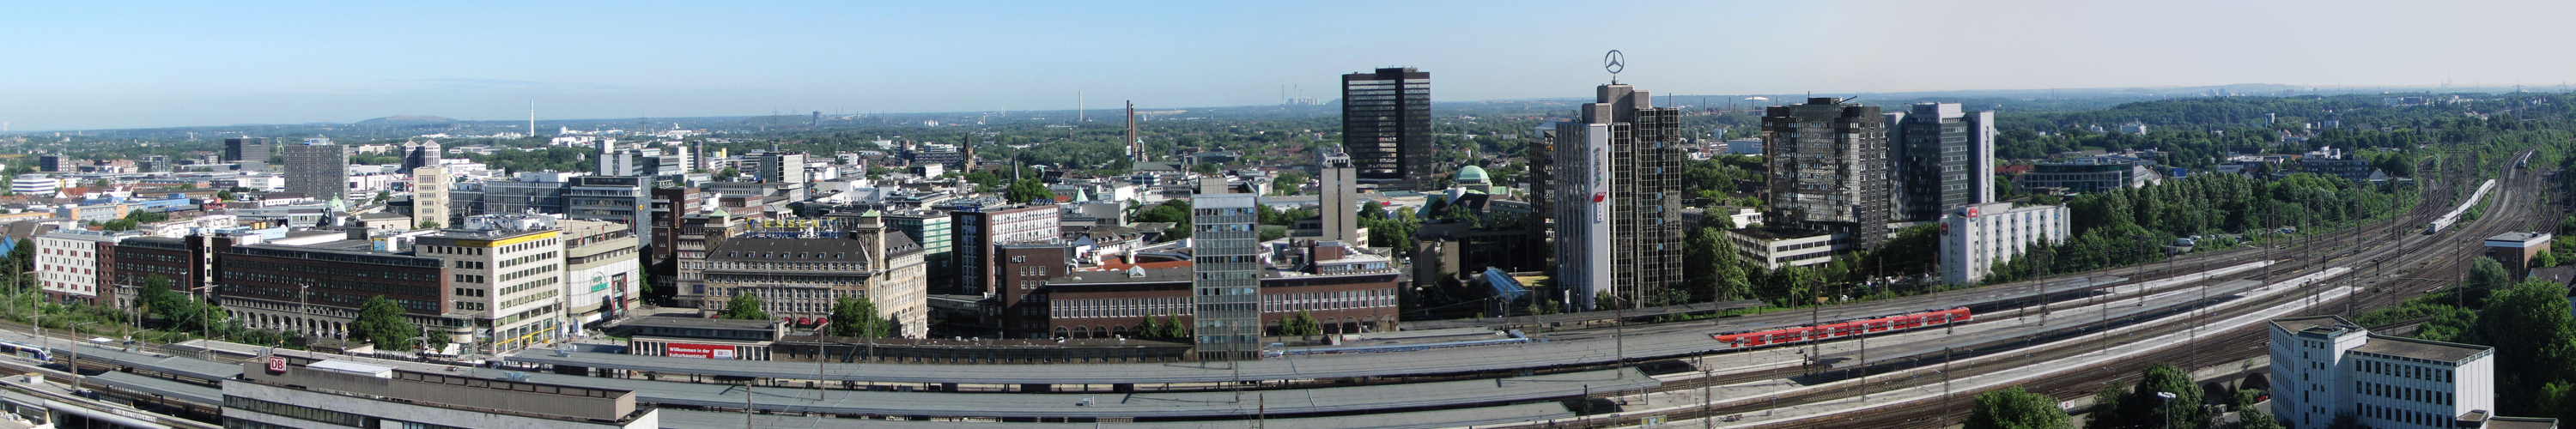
[281, 142, 352, 201]
[2269, 316, 2498, 429]
[412, 166, 451, 228]
[414, 214, 567, 353]
[1938, 202, 2071, 285]
[560, 219, 641, 335]
[1191, 192, 1261, 360]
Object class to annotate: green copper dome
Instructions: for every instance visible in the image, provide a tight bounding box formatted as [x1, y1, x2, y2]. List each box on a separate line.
[1455, 165, 1489, 184]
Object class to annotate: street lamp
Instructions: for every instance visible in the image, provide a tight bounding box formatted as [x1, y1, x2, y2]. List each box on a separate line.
[2156, 391, 2177, 429]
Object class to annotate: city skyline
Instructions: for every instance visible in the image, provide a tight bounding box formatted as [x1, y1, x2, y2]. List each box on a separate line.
[7, 1, 2575, 130]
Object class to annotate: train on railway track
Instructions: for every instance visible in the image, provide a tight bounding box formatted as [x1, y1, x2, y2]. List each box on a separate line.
[2427, 178, 2496, 233]
[1710, 307, 1971, 349]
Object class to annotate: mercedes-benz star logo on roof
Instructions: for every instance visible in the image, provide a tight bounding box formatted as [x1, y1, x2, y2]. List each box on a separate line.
[1604, 50, 1625, 75]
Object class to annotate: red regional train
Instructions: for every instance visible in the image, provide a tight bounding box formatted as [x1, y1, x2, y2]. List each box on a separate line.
[1710, 307, 1971, 348]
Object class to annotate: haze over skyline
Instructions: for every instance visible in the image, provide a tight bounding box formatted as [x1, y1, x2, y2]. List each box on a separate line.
[7, 0, 2573, 130]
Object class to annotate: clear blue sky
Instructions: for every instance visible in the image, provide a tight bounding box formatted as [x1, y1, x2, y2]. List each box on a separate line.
[4, 0, 2571, 130]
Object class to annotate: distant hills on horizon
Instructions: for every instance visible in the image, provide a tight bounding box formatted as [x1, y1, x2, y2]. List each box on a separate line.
[55, 82, 2564, 134]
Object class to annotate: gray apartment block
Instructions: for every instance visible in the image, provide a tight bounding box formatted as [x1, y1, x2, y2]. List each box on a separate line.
[1192, 192, 1261, 360]
[280, 142, 350, 201]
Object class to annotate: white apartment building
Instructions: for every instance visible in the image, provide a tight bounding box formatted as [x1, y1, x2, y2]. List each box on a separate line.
[1725, 227, 1844, 270]
[2269, 316, 2499, 429]
[35, 230, 131, 305]
[1938, 202, 2071, 285]
[416, 214, 567, 353]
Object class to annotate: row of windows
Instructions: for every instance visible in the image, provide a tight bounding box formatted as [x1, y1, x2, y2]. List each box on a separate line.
[501, 251, 558, 269]
[2360, 380, 2451, 406]
[501, 287, 559, 309]
[2362, 403, 2446, 428]
[498, 263, 558, 282]
[501, 276, 560, 297]
[2362, 359, 2453, 382]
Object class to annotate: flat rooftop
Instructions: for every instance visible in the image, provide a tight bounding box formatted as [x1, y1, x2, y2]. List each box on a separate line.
[2353, 334, 2492, 364]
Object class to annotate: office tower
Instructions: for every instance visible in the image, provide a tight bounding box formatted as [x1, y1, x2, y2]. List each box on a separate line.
[1317, 159, 1359, 244]
[1765, 98, 1891, 250]
[756, 152, 807, 184]
[1528, 125, 1558, 271]
[1546, 83, 1684, 311]
[413, 166, 451, 228]
[399, 140, 442, 174]
[1341, 67, 1431, 190]
[224, 137, 272, 164]
[281, 142, 352, 201]
[1886, 102, 1996, 221]
[35, 155, 64, 173]
[1192, 192, 1261, 360]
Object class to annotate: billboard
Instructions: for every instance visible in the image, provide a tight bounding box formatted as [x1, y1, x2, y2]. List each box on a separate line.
[664, 342, 737, 360]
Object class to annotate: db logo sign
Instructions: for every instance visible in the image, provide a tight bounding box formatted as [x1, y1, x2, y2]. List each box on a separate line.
[266, 357, 288, 373]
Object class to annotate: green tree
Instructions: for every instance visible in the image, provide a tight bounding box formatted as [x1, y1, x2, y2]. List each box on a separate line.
[824, 296, 893, 338]
[1135, 200, 1192, 224]
[2464, 257, 2512, 305]
[2117, 363, 2206, 429]
[1273, 171, 1308, 196]
[716, 166, 740, 178]
[1281, 311, 1321, 335]
[2472, 278, 2576, 416]
[373, 190, 391, 203]
[136, 275, 179, 323]
[416, 221, 441, 229]
[720, 293, 770, 321]
[216, 190, 234, 201]
[348, 296, 423, 351]
[2232, 408, 2286, 429]
[1002, 179, 1053, 204]
[1965, 385, 2071, 429]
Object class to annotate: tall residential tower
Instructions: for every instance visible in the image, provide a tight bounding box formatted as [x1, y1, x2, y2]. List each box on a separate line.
[1546, 83, 1684, 311]
[1887, 102, 1997, 221]
[1765, 98, 1891, 250]
[1340, 68, 1431, 190]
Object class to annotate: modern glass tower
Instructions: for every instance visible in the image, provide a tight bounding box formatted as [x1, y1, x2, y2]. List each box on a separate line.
[1340, 68, 1431, 190]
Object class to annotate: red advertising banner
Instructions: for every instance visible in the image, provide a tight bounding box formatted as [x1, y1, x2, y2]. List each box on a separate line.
[664, 342, 737, 360]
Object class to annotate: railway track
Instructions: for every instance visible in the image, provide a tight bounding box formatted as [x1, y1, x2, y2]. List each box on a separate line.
[1510, 150, 2549, 429]
[1753, 149, 2555, 429]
